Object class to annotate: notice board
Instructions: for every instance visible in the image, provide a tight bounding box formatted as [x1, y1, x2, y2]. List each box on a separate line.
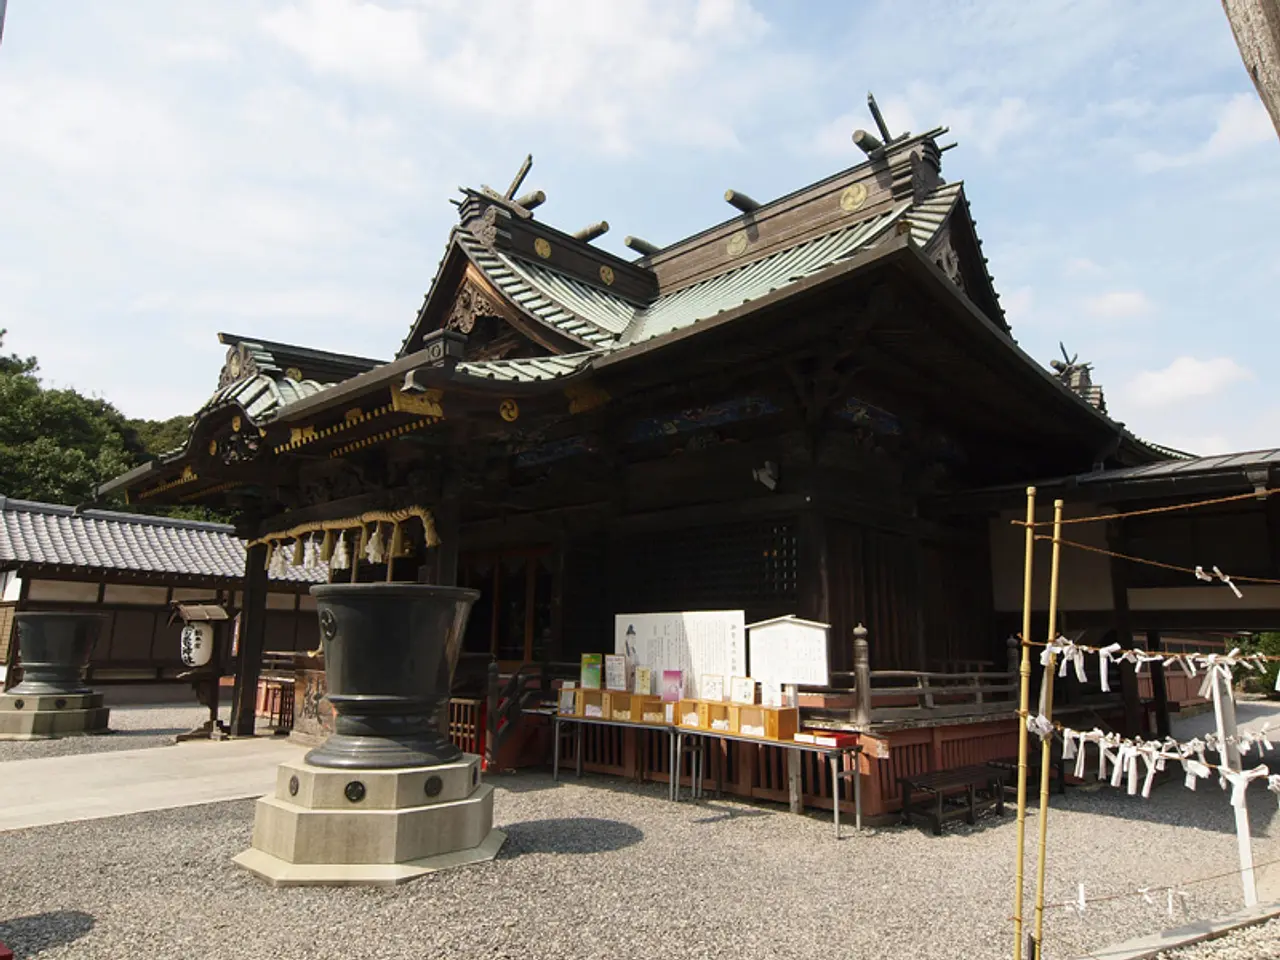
[614, 611, 747, 700]
[747, 616, 831, 687]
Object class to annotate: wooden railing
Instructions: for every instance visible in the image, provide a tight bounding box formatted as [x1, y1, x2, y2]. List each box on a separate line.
[449, 698, 485, 756]
[483, 660, 576, 766]
[841, 625, 1019, 728]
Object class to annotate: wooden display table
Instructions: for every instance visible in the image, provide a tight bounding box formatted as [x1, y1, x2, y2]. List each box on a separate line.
[675, 727, 863, 836]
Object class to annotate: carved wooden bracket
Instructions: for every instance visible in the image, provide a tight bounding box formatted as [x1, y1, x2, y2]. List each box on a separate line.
[217, 345, 260, 390]
[446, 281, 500, 335]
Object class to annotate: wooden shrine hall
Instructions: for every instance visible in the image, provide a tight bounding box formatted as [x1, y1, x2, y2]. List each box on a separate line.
[98, 100, 1246, 818]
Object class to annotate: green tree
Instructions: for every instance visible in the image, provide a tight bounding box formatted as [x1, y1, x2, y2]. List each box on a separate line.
[125, 414, 192, 459]
[0, 330, 140, 504]
[1239, 632, 1280, 697]
[0, 330, 230, 522]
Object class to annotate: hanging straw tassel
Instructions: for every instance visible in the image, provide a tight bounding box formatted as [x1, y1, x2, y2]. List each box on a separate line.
[320, 529, 335, 562]
[356, 523, 369, 562]
[389, 521, 404, 559]
[291, 538, 304, 566]
[366, 522, 385, 564]
[264, 541, 276, 572]
[331, 533, 350, 570]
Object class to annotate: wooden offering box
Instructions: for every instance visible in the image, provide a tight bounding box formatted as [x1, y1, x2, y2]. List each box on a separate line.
[702, 701, 731, 732]
[730, 705, 799, 741]
[609, 692, 635, 722]
[635, 695, 667, 724]
[677, 699, 702, 729]
[576, 688, 610, 720]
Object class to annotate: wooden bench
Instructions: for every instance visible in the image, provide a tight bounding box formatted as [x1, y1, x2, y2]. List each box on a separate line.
[898, 765, 1007, 836]
[986, 751, 1067, 797]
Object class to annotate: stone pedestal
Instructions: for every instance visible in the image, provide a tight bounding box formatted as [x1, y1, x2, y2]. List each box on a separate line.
[0, 691, 110, 740]
[233, 753, 505, 886]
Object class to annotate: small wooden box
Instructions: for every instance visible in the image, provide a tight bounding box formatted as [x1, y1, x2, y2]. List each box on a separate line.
[731, 705, 799, 741]
[576, 688, 609, 720]
[703, 701, 732, 732]
[609, 692, 635, 722]
[677, 699, 702, 729]
[556, 685, 580, 717]
[635, 695, 667, 724]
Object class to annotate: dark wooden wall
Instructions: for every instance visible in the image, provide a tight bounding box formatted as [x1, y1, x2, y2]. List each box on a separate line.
[556, 518, 799, 661]
[825, 519, 997, 674]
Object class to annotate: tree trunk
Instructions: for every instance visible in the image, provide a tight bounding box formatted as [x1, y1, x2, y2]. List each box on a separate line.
[1223, 0, 1280, 141]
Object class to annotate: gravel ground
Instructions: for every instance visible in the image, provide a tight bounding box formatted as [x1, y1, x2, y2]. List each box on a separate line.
[1, 769, 1279, 960]
[0, 704, 232, 762]
[1156, 917, 1280, 959]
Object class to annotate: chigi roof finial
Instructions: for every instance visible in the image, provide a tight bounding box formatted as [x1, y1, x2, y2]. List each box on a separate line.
[867, 92, 894, 143]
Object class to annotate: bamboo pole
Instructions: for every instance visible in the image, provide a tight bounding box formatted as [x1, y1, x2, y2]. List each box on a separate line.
[1012, 486, 1036, 960]
[1032, 499, 1065, 956]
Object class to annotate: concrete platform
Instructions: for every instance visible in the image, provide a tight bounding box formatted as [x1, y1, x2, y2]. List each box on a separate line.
[234, 752, 505, 886]
[1075, 900, 1280, 959]
[0, 692, 110, 740]
[0, 737, 306, 832]
[232, 827, 507, 887]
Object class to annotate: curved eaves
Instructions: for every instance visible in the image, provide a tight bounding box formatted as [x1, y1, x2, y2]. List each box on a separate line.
[159, 373, 327, 464]
[455, 350, 605, 384]
[456, 233, 631, 347]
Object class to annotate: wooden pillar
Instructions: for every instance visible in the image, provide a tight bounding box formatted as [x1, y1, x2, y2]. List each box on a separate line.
[853, 623, 871, 728]
[1147, 628, 1171, 739]
[796, 508, 830, 623]
[911, 534, 930, 671]
[549, 538, 566, 665]
[1106, 521, 1143, 737]
[436, 499, 460, 587]
[230, 542, 269, 737]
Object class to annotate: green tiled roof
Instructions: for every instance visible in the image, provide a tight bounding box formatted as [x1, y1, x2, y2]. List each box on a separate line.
[197, 372, 327, 424]
[456, 352, 603, 383]
[453, 181, 966, 354]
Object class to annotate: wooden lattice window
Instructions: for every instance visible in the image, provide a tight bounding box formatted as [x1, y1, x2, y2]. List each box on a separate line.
[609, 520, 797, 622]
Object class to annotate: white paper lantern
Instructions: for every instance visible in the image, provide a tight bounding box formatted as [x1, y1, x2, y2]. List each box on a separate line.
[180, 622, 214, 668]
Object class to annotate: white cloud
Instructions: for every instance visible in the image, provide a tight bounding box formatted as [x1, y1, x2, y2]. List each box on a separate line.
[259, 0, 797, 156]
[1126, 356, 1253, 408]
[262, 0, 427, 85]
[1064, 257, 1103, 277]
[1083, 290, 1152, 319]
[1000, 286, 1033, 323]
[805, 85, 1031, 159]
[1137, 93, 1273, 171]
[163, 38, 235, 63]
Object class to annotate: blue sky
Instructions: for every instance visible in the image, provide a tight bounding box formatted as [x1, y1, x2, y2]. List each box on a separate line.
[1, 1, 1277, 455]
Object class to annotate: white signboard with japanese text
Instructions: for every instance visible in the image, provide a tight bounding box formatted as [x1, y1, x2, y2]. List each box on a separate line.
[614, 611, 746, 700]
[747, 616, 830, 687]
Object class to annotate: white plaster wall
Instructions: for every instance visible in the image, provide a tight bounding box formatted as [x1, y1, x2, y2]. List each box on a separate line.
[1, 571, 22, 602]
[28, 579, 100, 603]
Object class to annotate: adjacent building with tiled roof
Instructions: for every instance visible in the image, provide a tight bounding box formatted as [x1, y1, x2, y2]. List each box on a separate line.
[0, 497, 324, 687]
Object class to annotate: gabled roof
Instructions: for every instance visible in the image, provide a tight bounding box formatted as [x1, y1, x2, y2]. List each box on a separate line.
[195, 371, 328, 426]
[217, 333, 384, 384]
[405, 179, 972, 370]
[0, 497, 324, 583]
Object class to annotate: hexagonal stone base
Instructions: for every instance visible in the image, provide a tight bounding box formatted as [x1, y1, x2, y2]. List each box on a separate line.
[232, 828, 507, 887]
[271, 755, 481, 810]
[0, 693, 109, 740]
[234, 754, 506, 887]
